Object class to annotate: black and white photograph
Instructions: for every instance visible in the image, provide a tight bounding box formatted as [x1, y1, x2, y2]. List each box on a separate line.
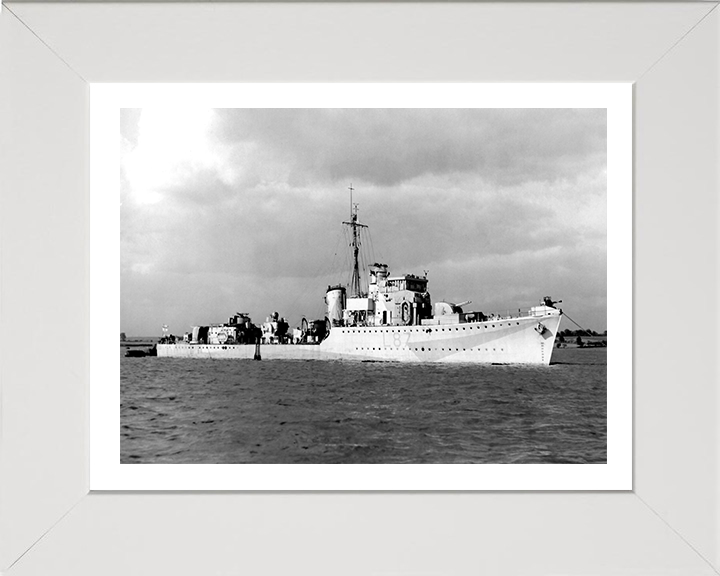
[119, 105, 609, 466]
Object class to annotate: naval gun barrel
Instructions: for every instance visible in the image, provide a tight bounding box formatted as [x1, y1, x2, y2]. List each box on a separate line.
[455, 300, 472, 308]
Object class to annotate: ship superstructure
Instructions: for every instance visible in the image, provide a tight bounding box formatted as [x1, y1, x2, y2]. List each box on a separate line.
[326, 265, 432, 329]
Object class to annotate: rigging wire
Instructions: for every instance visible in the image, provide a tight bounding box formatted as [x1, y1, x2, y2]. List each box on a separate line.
[360, 227, 372, 267]
[342, 226, 353, 289]
[563, 312, 595, 336]
[323, 228, 345, 280]
[366, 227, 378, 265]
[282, 226, 345, 327]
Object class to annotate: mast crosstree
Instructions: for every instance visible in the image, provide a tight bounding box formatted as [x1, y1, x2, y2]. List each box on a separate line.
[342, 184, 368, 298]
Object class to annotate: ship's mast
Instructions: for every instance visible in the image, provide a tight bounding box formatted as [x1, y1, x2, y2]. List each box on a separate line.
[342, 184, 368, 297]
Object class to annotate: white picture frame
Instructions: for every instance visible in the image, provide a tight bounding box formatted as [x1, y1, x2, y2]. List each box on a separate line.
[90, 82, 631, 491]
[1, 2, 719, 574]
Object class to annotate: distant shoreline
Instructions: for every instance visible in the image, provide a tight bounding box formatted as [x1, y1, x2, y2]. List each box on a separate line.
[121, 338, 158, 348]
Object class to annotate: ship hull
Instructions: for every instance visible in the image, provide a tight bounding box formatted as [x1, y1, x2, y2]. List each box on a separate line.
[157, 312, 561, 364]
[156, 342, 335, 360]
[320, 312, 562, 365]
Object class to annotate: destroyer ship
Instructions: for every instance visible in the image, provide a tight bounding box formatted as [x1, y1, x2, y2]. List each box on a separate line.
[157, 190, 562, 364]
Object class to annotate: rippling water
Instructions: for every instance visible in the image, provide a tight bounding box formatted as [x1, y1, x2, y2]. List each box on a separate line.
[120, 348, 606, 464]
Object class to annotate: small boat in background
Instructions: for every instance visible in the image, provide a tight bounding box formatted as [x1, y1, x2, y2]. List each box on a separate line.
[124, 348, 147, 358]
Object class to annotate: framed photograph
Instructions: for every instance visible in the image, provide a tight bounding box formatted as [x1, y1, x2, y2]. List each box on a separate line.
[90, 83, 631, 491]
[2, 2, 718, 575]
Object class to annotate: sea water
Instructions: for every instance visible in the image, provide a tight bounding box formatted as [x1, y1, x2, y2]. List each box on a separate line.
[120, 347, 606, 464]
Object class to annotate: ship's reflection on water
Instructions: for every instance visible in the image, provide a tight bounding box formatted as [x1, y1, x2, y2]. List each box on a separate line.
[120, 347, 606, 464]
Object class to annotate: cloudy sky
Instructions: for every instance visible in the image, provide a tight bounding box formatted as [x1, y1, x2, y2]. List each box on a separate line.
[120, 108, 607, 336]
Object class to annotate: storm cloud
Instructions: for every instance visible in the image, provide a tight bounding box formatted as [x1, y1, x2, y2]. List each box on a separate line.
[121, 108, 607, 336]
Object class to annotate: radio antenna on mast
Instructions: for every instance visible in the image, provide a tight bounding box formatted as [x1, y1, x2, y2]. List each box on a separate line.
[342, 184, 368, 298]
[349, 183, 353, 217]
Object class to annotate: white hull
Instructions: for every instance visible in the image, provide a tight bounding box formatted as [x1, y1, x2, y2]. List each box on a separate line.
[156, 343, 334, 360]
[320, 312, 562, 365]
[157, 312, 561, 365]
